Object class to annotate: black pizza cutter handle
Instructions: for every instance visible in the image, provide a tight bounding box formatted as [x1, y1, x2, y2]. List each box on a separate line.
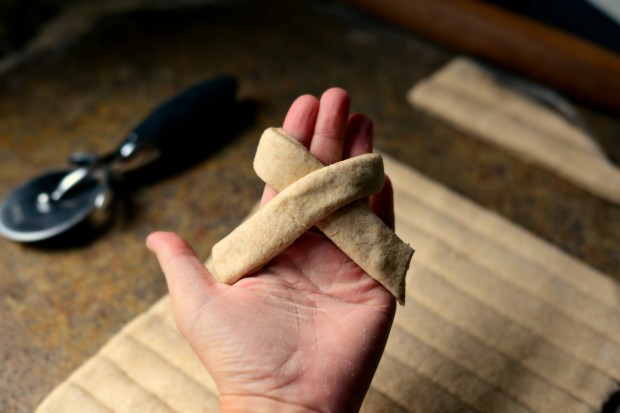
[101, 75, 240, 178]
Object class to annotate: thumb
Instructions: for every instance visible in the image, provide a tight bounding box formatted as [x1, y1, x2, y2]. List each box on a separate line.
[146, 231, 218, 322]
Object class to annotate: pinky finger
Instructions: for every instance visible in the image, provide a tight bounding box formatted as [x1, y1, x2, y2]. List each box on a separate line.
[343, 113, 373, 159]
[370, 175, 395, 230]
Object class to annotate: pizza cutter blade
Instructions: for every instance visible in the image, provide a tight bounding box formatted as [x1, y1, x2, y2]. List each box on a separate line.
[0, 168, 110, 242]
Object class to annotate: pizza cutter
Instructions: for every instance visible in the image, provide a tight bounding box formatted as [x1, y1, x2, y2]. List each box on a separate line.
[0, 76, 241, 242]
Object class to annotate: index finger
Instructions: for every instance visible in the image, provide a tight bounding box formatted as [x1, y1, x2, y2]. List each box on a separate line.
[309, 87, 350, 165]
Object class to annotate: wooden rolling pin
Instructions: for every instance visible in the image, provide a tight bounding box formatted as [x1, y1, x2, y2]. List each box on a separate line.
[342, 0, 620, 115]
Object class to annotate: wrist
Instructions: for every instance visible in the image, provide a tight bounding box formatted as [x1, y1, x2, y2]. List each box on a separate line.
[219, 395, 320, 413]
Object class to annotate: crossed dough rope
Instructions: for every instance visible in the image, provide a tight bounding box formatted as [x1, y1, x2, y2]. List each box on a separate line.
[211, 127, 414, 304]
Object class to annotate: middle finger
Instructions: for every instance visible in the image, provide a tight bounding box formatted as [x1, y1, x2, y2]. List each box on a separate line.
[309, 87, 350, 165]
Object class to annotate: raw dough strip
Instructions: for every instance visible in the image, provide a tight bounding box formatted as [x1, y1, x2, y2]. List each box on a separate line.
[259, 128, 413, 303]
[212, 128, 413, 303]
[212, 147, 384, 285]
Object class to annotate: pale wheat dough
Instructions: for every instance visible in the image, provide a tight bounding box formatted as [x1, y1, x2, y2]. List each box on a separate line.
[211, 127, 413, 304]
[211, 150, 384, 284]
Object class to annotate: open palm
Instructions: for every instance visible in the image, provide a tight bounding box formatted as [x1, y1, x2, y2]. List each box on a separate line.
[148, 88, 396, 413]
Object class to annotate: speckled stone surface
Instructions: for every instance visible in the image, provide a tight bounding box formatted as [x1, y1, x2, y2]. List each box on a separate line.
[0, 1, 618, 412]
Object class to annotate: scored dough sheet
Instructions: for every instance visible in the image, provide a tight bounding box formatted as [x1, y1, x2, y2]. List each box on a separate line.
[36, 154, 620, 413]
[407, 57, 620, 205]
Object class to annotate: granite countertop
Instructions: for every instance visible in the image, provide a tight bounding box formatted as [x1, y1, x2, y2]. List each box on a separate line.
[1, 1, 618, 412]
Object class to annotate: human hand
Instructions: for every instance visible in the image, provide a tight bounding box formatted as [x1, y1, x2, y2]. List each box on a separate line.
[147, 88, 396, 413]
